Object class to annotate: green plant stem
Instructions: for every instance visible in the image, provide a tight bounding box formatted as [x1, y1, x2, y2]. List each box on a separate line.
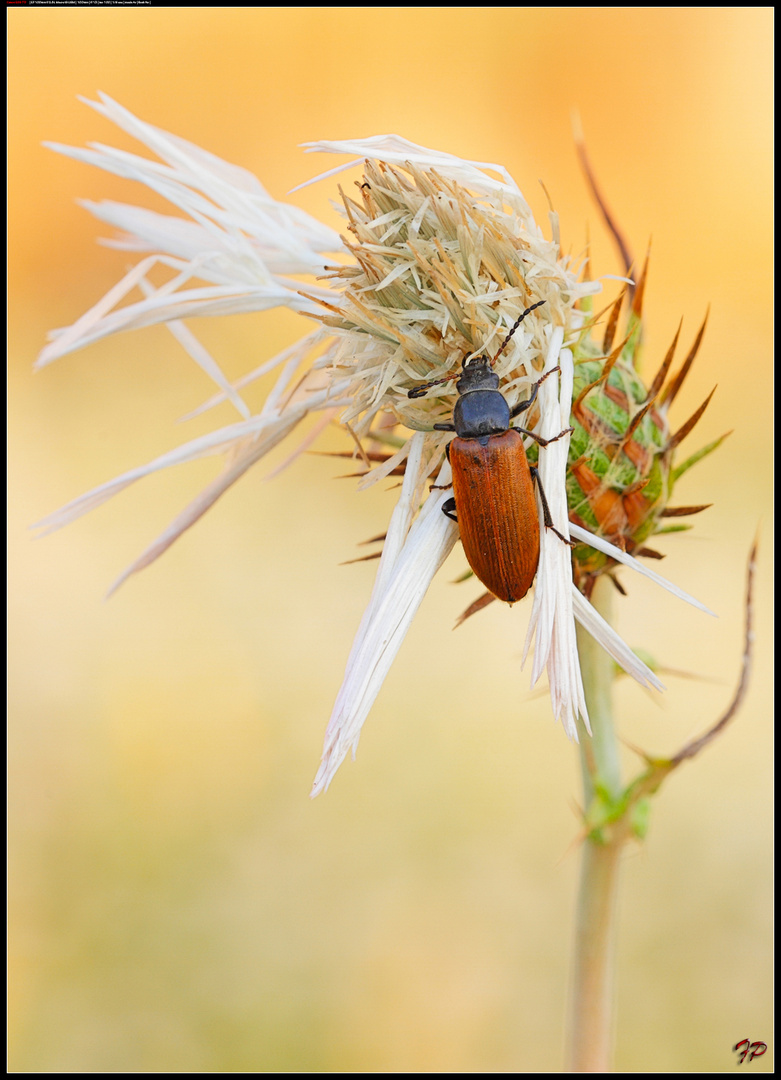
[566, 576, 623, 1072]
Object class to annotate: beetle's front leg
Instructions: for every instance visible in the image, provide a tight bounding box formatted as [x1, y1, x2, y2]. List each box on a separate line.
[514, 425, 574, 448]
[509, 365, 562, 420]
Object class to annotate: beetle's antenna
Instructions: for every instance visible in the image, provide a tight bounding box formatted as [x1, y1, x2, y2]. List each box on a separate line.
[491, 299, 547, 366]
[409, 298, 547, 399]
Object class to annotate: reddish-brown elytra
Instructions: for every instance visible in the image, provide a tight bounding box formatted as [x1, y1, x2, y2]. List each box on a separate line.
[408, 301, 573, 604]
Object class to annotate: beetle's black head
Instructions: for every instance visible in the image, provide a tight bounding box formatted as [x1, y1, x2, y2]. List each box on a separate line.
[456, 355, 500, 395]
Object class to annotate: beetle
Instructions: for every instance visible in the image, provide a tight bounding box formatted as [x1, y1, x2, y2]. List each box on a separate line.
[408, 300, 573, 604]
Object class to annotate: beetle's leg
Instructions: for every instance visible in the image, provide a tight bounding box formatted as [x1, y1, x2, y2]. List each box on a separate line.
[433, 422, 456, 432]
[509, 365, 562, 419]
[513, 424, 574, 448]
[431, 442, 454, 490]
[510, 398, 534, 419]
[441, 497, 458, 523]
[509, 382, 539, 419]
[530, 466, 576, 547]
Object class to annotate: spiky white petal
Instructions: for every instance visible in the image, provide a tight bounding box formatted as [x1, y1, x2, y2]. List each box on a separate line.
[311, 434, 458, 796]
[523, 338, 589, 738]
[37, 92, 341, 371]
[298, 134, 531, 209]
[33, 373, 351, 595]
[180, 329, 327, 421]
[570, 587, 664, 692]
[135, 273, 251, 420]
[568, 523, 716, 616]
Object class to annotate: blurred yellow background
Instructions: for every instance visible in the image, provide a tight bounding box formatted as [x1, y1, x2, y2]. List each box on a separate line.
[9, 8, 772, 1073]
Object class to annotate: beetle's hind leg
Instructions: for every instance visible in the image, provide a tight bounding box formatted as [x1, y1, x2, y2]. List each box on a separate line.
[441, 497, 458, 523]
[530, 467, 576, 547]
[430, 441, 455, 491]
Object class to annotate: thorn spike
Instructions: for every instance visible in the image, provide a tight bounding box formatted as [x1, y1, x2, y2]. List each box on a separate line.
[667, 386, 717, 449]
[574, 126, 634, 275]
[622, 399, 654, 445]
[662, 306, 710, 405]
[647, 317, 683, 402]
[602, 288, 627, 353]
[631, 242, 651, 319]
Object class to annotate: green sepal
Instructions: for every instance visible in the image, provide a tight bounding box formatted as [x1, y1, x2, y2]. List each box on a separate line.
[584, 783, 652, 845]
[452, 568, 474, 584]
[672, 431, 731, 483]
[653, 523, 693, 535]
[613, 647, 658, 677]
[583, 781, 633, 843]
[630, 797, 651, 840]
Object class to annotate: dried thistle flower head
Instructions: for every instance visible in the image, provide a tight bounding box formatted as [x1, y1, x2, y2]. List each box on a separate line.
[315, 159, 588, 433]
[35, 97, 716, 796]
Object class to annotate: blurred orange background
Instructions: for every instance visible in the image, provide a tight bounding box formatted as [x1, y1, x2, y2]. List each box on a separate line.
[9, 8, 772, 1072]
